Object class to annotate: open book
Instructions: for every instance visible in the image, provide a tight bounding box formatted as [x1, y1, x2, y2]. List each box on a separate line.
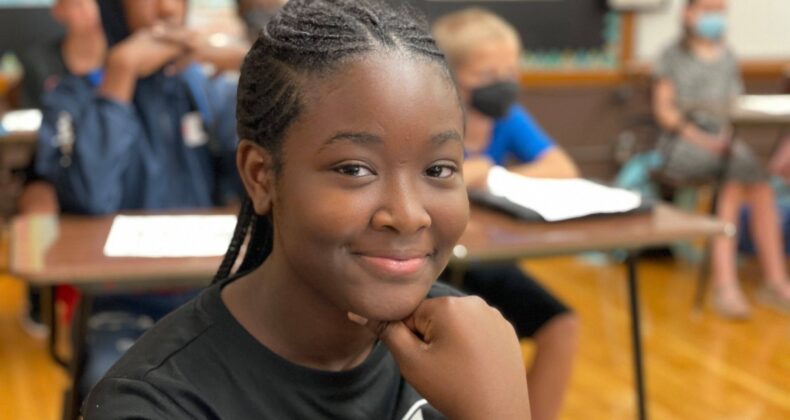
[476, 167, 646, 222]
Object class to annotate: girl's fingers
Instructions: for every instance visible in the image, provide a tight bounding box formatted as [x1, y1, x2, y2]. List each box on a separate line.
[346, 312, 425, 369]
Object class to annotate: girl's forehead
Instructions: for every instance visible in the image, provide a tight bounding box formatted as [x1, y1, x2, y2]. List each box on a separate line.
[302, 53, 457, 112]
[284, 53, 463, 148]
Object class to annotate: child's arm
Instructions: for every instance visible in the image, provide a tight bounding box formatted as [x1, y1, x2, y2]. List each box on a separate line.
[52, 0, 106, 76]
[351, 296, 531, 420]
[510, 147, 579, 179]
[653, 78, 728, 155]
[99, 27, 186, 103]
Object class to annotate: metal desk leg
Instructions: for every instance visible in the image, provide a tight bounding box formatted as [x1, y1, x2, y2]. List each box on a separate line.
[45, 286, 69, 369]
[626, 254, 648, 420]
[62, 293, 93, 420]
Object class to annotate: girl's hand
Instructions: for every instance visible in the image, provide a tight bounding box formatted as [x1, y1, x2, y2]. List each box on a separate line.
[350, 296, 530, 420]
[101, 26, 186, 102]
[109, 26, 187, 78]
[151, 27, 248, 75]
[53, 0, 102, 35]
[53, 0, 106, 75]
[680, 124, 730, 156]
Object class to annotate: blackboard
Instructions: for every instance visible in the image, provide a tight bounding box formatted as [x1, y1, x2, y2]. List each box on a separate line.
[0, 7, 63, 52]
[394, 0, 610, 51]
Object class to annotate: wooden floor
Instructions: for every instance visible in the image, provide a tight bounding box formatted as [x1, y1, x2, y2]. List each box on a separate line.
[1, 249, 788, 419]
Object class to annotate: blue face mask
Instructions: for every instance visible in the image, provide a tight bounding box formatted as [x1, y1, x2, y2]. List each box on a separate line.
[695, 12, 726, 40]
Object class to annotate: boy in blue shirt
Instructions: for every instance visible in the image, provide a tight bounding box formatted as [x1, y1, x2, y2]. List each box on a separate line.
[434, 8, 579, 420]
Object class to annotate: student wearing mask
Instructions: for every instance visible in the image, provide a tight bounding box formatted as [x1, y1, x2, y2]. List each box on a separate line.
[84, 1, 530, 418]
[433, 9, 578, 420]
[652, 0, 790, 318]
[35, 0, 242, 399]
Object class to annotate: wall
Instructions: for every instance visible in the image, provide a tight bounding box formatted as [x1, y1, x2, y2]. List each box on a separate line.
[634, 0, 790, 61]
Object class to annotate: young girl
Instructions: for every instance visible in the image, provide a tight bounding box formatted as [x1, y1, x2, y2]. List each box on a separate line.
[84, 1, 530, 418]
[653, 0, 790, 318]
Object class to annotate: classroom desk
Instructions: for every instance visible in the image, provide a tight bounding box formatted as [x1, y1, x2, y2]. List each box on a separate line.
[9, 204, 725, 420]
[730, 94, 790, 127]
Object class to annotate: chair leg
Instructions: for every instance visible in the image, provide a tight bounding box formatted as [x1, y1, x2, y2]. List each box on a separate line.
[694, 239, 713, 309]
[671, 187, 704, 264]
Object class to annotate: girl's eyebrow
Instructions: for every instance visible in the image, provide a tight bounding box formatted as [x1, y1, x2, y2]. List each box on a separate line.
[432, 129, 463, 145]
[322, 131, 382, 150]
[321, 129, 462, 151]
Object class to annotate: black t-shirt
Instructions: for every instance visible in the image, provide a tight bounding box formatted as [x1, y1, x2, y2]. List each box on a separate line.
[83, 274, 462, 419]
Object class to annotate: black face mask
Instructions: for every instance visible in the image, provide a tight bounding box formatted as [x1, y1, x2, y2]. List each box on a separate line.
[470, 81, 519, 119]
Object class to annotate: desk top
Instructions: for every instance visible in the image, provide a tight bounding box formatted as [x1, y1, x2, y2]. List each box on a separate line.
[8, 204, 725, 292]
[456, 204, 724, 262]
[730, 95, 790, 125]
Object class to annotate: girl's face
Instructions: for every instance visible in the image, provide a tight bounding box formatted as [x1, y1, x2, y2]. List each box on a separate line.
[122, 0, 186, 31]
[265, 54, 468, 322]
[685, 0, 727, 37]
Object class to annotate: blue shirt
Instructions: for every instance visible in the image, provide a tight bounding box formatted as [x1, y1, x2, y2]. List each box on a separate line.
[479, 104, 555, 166]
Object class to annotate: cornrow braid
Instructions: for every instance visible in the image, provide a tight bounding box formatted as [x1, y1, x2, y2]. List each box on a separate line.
[215, 0, 454, 283]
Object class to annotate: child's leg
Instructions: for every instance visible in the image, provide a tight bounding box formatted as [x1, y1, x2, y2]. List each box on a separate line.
[745, 182, 790, 297]
[711, 181, 750, 314]
[460, 263, 577, 420]
[528, 312, 579, 420]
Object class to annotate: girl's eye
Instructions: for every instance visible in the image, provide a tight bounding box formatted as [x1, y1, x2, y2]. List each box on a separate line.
[425, 164, 456, 179]
[334, 164, 374, 177]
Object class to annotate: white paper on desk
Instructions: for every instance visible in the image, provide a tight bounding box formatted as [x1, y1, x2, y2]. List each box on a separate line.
[1, 109, 42, 132]
[736, 95, 790, 116]
[487, 167, 642, 222]
[103, 215, 237, 258]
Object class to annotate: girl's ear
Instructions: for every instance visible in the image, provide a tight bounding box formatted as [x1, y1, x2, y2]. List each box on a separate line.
[237, 140, 276, 215]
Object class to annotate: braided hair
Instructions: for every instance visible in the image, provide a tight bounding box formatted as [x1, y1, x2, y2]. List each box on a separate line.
[214, 0, 455, 282]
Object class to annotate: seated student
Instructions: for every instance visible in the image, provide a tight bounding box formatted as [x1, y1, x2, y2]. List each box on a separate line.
[433, 9, 578, 420]
[15, 0, 106, 336]
[652, 0, 789, 318]
[84, 0, 530, 418]
[34, 0, 241, 399]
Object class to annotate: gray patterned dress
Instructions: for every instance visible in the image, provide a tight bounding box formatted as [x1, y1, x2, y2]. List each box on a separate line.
[654, 42, 766, 184]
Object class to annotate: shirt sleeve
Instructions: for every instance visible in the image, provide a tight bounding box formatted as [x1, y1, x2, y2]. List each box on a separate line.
[84, 377, 215, 420]
[504, 106, 556, 164]
[653, 45, 677, 81]
[34, 75, 142, 214]
[726, 49, 744, 97]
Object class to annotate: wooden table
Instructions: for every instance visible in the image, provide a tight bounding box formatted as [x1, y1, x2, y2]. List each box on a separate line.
[8, 204, 725, 420]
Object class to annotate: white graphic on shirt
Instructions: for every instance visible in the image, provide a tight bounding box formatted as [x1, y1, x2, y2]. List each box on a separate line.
[402, 399, 427, 420]
[55, 111, 74, 167]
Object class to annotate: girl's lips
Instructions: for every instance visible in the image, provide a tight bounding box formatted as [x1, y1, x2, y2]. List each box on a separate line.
[355, 254, 429, 277]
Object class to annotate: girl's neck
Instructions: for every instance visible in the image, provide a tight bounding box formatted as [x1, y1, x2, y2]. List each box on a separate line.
[221, 250, 377, 372]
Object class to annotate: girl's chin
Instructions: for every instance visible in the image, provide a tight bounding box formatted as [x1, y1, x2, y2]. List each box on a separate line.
[350, 285, 431, 322]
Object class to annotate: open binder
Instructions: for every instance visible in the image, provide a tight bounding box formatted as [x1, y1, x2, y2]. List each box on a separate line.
[470, 167, 652, 223]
